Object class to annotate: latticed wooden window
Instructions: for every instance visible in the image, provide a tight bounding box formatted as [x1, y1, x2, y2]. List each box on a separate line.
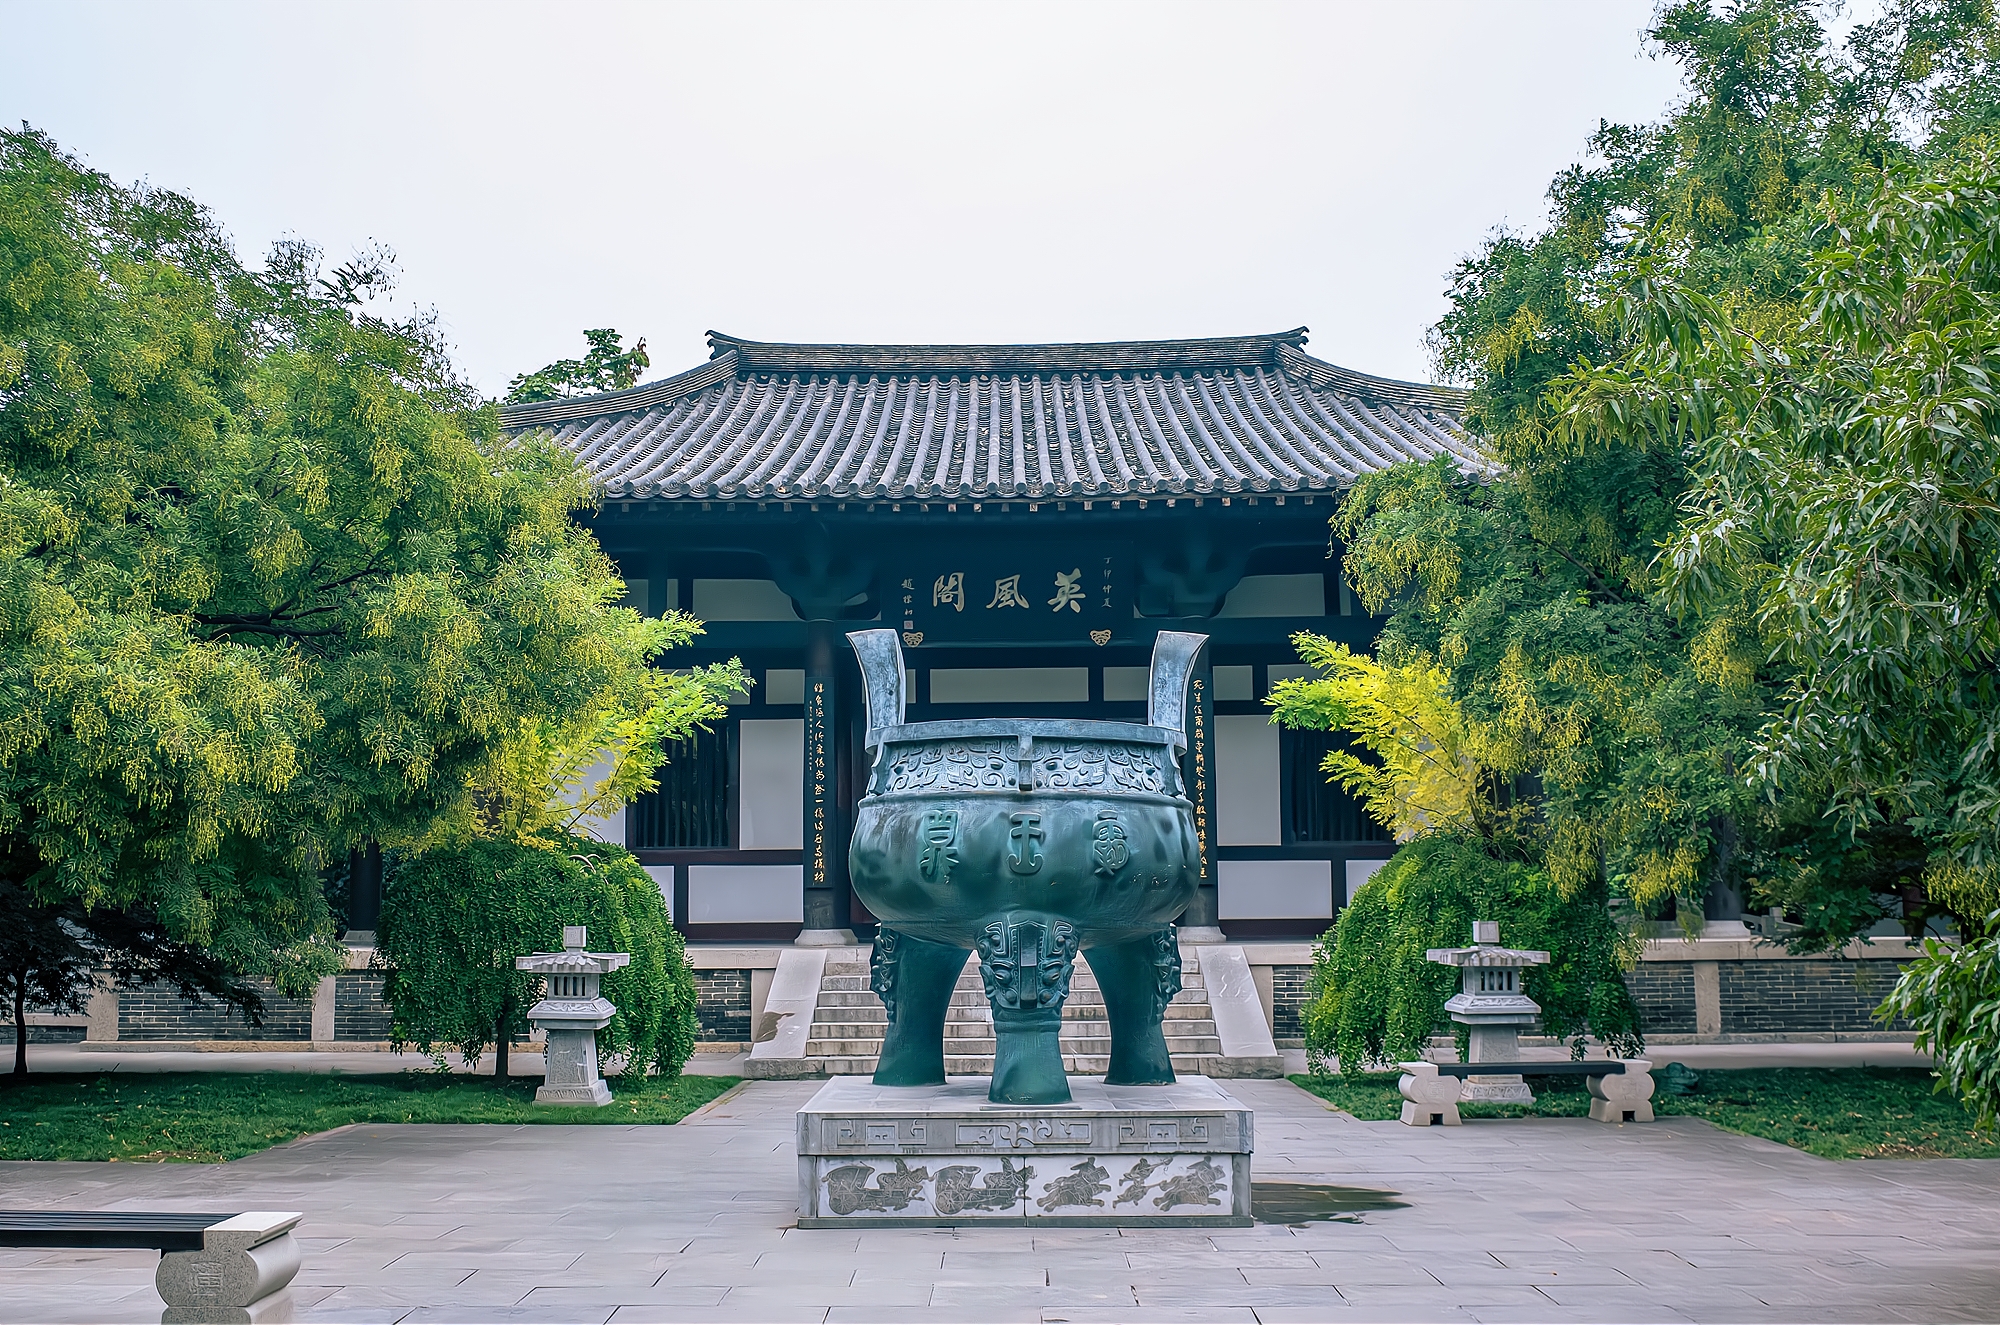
[1284, 727, 1390, 845]
[627, 725, 733, 849]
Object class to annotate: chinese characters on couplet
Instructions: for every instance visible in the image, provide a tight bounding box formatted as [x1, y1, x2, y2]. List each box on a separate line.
[807, 680, 828, 885]
[1189, 677, 1211, 884]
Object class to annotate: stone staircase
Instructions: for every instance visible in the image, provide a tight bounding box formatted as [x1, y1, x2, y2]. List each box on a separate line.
[805, 950, 1229, 1077]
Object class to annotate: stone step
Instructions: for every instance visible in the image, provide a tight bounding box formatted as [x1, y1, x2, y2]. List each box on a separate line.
[811, 1052, 1244, 1076]
[826, 969, 1173, 992]
[808, 1012, 1216, 1040]
[808, 1030, 1223, 1055]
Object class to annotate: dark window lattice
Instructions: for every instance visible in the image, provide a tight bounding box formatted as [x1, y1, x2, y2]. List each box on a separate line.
[1286, 728, 1391, 844]
[628, 725, 732, 849]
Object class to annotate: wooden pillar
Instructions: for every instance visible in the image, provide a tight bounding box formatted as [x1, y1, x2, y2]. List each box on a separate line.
[799, 618, 854, 943]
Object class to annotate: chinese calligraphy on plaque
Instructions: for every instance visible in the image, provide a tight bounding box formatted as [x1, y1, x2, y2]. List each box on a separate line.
[898, 555, 1125, 644]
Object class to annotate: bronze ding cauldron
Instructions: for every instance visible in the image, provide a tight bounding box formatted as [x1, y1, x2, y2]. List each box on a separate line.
[846, 629, 1206, 1104]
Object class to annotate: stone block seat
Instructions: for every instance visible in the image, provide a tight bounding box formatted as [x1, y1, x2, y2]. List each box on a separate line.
[1397, 1059, 1655, 1126]
[0, 1210, 302, 1321]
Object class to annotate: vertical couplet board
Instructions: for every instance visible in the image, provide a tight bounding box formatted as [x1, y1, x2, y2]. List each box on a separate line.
[1188, 675, 1213, 889]
[807, 676, 829, 889]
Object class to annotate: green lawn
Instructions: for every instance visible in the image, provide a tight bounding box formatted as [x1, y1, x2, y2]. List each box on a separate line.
[0, 1071, 740, 1163]
[1290, 1066, 2000, 1160]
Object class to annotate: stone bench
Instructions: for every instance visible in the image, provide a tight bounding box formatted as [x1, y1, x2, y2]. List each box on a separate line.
[1397, 1059, 1654, 1126]
[0, 1210, 301, 1321]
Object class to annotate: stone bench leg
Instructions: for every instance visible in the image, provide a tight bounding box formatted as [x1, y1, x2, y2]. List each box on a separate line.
[1397, 1061, 1462, 1126]
[1586, 1058, 1656, 1123]
[156, 1230, 300, 1323]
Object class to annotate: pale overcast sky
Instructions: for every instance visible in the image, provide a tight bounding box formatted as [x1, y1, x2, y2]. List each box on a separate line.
[6, 1, 1691, 394]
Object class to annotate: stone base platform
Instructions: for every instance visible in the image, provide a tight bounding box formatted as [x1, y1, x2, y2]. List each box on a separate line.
[795, 1075, 1252, 1228]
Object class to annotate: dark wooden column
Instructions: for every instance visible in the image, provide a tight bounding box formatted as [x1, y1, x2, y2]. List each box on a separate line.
[345, 842, 383, 939]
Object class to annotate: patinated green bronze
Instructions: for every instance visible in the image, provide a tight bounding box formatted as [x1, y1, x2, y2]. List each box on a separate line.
[847, 629, 1206, 1104]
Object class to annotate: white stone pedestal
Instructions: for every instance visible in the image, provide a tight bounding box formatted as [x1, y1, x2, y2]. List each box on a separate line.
[796, 1076, 1252, 1227]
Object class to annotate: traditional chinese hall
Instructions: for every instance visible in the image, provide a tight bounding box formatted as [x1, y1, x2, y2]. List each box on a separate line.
[497, 328, 1477, 954]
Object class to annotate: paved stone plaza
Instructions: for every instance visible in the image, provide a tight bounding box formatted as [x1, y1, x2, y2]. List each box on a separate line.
[2, 1076, 1996, 1324]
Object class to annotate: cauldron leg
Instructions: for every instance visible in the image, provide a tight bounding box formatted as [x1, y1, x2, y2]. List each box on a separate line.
[1083, 924, 1183, 1085]
[976, 912, 1079, 1105]
[870, 927, 969, 1086]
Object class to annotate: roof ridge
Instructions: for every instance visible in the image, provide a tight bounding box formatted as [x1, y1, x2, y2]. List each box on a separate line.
[497, 329, 1472, 433]
[498, 350, 740, 429]
[1276, 343, 1470, 413]
[704, 327, 1310, 377]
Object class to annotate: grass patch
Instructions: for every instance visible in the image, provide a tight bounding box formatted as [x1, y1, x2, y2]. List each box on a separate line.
[0, 1071, 739, 1163]
[1289, 1066, 2000, 1161]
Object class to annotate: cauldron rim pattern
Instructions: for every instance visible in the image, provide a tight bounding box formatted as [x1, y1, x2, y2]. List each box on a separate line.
[869, 717, 1187, 750]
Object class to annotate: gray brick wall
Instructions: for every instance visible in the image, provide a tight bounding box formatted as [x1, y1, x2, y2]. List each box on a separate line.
[1625, 964, 1698, 1035]
[0, 1023, 85, 1043]
[1271, 964, 1311, 1040]
[335, 972, 393, 1042]
[697, 968, 752, 1043]
[1720, 959, 1909, 1035]
[117, 982, 312, 1041]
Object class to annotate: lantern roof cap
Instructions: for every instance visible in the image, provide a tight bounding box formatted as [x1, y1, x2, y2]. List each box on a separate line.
[515, 925, 630, 974]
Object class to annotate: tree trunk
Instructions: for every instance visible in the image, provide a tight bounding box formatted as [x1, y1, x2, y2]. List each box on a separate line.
[13, 975, 27, 1076]
[494, 995, 509, 1086]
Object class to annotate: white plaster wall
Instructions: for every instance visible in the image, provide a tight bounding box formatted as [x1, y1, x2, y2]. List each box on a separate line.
[687, 864, 805, 924]
[568, 750, 625, 846]
[929, 667, 1089, 704]
[1215, 714, 1281, 845]
[738, 718, 804, 849]
[1218, 859, 1334, 919]
[1102, 666, 1149, 701]
[1346, 857, 1391, 903]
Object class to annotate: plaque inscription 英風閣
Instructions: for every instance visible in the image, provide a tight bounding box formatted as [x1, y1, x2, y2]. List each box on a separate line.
[895, 556, 1126, 646]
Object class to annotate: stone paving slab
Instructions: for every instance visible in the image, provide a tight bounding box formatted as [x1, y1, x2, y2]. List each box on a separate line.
[1, 1076, 1996, 1322]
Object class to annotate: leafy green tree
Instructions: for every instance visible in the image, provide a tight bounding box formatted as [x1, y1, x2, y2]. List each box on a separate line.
[0, 128, 722, 998]
[1881, 866, 2000, 1126]
[1, 861, 262, 1075]
[1565, 146, 2000, 1117]
[1336, 0, 1999, 943]
[375, 837, 698, 1084]
[505, 329, 650, 403]
[1266, 634, 1486, 842]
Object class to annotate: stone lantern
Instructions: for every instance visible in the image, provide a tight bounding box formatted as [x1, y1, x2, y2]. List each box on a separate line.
[1425, 920, 1549, 1102]
[516, 926, 630, 1106]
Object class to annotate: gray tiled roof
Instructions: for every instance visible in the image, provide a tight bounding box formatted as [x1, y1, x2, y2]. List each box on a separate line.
[499, 328, 1485, 501]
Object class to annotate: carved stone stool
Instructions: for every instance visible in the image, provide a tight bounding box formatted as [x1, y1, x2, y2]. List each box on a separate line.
[1587, 1058, 1656, 1123]
[1397, 1060, 1464, 1126]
